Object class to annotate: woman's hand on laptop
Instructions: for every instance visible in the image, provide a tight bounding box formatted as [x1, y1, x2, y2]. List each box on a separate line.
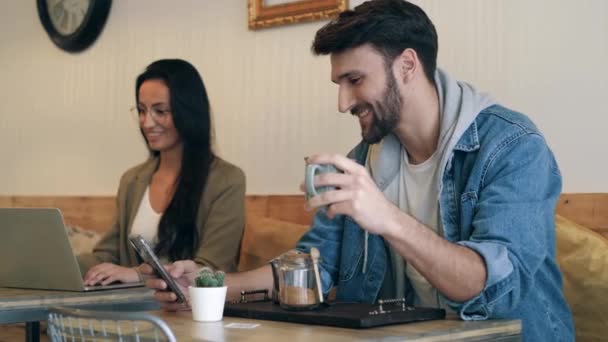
[141, 260, 198, 311]
[83, 263, 140, 286]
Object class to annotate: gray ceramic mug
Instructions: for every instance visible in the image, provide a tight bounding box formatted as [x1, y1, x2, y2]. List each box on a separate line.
[305, 163, 338, 201]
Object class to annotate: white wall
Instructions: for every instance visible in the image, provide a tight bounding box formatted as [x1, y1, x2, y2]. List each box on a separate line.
[0, 0, 606, 195]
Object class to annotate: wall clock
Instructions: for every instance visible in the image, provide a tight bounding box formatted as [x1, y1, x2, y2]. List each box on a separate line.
[37, 0, 112, 53]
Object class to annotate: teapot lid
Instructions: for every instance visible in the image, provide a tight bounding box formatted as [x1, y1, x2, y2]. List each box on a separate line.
[280, 250, 311, 266]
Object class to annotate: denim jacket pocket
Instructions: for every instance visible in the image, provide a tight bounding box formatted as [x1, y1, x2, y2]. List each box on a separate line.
[339, 218, 364, 282]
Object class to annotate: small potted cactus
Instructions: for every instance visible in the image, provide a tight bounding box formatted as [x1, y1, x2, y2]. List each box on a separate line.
[194, 267, 225, 287]
[188, 267, 228, 322]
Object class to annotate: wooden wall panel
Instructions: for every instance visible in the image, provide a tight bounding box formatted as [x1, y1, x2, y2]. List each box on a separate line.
[0, 197, 11, 207]
[5, 196, 116, 234]
[245, 195, 270, 219]
[1, 194, 606, 238]
[556, 193, 608, 239]
[265, 195, 313, 226]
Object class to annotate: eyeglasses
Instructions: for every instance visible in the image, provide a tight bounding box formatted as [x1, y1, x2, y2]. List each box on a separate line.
[130, 106, 172, 122]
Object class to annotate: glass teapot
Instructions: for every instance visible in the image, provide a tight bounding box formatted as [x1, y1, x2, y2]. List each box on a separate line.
[270, 250, 321, 310]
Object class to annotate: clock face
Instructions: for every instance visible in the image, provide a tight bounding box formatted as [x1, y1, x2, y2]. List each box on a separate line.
[47, 0, 91, 36]
[37, 0, 111, 52]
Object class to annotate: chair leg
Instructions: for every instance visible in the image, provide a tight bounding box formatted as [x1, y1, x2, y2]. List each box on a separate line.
[25, 321, 40, 342]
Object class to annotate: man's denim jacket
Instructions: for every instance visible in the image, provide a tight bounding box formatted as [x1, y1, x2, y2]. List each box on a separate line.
[297, 105, 574, 341]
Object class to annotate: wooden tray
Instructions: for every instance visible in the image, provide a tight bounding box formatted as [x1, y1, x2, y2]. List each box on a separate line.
[224, 301, 445, 329]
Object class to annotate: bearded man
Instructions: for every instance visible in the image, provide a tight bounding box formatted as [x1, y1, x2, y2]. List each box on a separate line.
[145, 1, 573, 340]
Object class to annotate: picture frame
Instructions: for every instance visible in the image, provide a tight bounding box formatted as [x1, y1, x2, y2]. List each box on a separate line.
[248, 0, 348, 30]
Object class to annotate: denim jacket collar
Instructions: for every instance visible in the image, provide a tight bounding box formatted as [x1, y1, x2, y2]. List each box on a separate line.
[453, 121, 480, 152]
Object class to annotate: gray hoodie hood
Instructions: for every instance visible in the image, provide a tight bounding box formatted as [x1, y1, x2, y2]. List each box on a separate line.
[362, 68, 496, 274]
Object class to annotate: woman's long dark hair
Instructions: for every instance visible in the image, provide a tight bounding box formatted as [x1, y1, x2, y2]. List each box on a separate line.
[135, 59, 214, 261]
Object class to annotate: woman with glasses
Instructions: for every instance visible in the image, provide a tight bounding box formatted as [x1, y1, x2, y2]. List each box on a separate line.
[78, 59, 245, 286]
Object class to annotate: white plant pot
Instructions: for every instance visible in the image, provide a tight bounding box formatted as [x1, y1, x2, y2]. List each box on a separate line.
[189, 286, 228, 322]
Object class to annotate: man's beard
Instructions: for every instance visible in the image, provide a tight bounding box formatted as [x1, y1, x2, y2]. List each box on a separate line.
[361, 71, 402, 144]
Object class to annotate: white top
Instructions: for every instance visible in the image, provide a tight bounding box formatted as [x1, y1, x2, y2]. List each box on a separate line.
[367, 140, 445, 309]
[399, 147, 442, 308]
[129, 186, 162, 247]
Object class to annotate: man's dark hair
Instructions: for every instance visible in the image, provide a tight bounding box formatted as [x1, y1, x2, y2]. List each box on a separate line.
[312, 0, 438, 82]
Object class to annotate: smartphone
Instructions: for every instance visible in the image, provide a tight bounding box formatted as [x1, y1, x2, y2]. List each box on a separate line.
[128, 234, 187, 303]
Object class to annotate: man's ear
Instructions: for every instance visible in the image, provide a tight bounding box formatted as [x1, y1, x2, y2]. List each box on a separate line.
[397, 48, 418, 83]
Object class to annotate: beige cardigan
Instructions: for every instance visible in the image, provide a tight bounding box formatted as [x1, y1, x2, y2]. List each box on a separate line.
[78, 156, 246, 273]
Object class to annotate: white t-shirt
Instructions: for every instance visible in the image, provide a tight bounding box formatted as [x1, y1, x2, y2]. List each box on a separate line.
[129, 186, 162, 247]
[399, 147, 442, 307]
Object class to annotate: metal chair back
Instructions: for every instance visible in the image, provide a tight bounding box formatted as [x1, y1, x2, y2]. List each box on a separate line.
[47, 306, 177, 342]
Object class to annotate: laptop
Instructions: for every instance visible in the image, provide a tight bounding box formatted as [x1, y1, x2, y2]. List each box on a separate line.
[0, 208, 143, 291]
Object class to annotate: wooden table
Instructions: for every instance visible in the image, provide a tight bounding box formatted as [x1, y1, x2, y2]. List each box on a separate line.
[0, 287, 159, 342]
[158, 311, 522, 341]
